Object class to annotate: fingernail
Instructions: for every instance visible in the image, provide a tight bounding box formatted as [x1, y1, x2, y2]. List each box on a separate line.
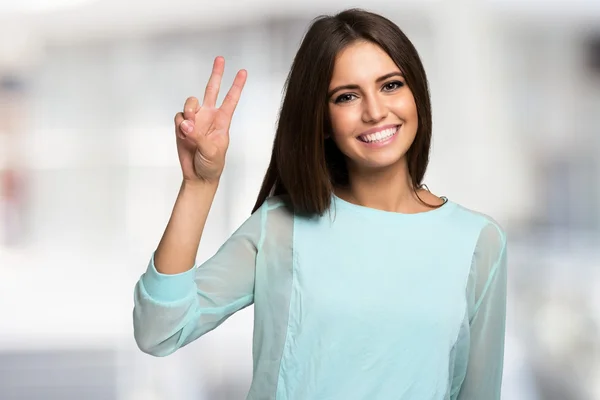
[181, 120, 192, 133]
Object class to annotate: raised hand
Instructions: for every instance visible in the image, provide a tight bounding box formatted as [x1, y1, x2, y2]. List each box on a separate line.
[174, 56, 247, 184]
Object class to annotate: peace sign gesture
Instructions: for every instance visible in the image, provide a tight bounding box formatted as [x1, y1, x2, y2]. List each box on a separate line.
[174, 56, 247, 184]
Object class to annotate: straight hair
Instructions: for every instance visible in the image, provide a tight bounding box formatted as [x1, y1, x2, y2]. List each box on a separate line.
[253, 8, 433, 215]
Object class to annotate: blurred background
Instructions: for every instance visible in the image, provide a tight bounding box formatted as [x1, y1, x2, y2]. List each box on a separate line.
[0, 0, 599, 399]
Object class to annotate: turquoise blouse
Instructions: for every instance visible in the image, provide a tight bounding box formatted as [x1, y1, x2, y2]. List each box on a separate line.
[133, 195, 508, 399]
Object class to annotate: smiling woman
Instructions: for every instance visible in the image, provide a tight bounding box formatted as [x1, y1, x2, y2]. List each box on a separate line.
[327, 42, 420, 179]
[133, 8, 508, 400]
[253, 10, 442, 215]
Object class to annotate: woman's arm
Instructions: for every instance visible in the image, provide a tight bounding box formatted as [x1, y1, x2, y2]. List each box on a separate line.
[133, 193, 266, 357]
[132, 56, 251, 356]
[154, 180, 218, 275]
[457, 221, 508, 400]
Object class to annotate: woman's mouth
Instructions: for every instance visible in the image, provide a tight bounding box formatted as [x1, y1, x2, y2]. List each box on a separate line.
[357, 125, 400, 145]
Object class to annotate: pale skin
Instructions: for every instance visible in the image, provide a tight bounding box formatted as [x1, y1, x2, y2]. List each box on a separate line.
[328, 41, 444, 214]
[154, 56, 247, 275]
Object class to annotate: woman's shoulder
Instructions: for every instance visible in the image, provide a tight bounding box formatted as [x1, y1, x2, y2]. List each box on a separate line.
[256, 195, 295, 225]
[260, 195, 293, 212]
[447, 200, 507, 251]
[450, 200, 504, 229]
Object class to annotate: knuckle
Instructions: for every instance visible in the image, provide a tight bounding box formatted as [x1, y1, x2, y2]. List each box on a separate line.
[225, 94, 238, 105]
[205, 146, 218, 159]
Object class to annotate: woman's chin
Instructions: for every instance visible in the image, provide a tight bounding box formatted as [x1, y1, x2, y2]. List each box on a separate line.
[350, 154, 407, 172]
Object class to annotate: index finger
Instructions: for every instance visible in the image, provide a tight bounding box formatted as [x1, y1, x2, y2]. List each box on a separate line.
[219, 69, 247, 118]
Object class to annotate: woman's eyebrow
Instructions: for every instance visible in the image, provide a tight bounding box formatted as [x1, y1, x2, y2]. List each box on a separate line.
[328, 71, 404, 97]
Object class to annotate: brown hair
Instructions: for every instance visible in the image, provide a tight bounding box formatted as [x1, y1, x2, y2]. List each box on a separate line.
[252, 8, 433, 215]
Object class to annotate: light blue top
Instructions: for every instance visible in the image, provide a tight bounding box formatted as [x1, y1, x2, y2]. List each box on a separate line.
[133, 195, 507, 399]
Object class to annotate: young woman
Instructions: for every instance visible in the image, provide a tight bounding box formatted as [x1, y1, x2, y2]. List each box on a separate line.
[133, 8, 507, 400]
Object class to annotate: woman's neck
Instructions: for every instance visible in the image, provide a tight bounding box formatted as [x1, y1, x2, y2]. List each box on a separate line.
[336, 159, 441, 214]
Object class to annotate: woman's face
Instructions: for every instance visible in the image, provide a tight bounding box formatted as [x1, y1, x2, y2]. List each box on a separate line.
[327, 41, 418, 172]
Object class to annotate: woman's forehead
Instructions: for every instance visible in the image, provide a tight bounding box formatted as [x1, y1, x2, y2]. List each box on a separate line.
[330, 42, 401, 85]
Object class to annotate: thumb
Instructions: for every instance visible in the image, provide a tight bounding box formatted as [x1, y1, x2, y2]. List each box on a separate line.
[179, 119, 195, 139]
[179, 119, 209, 151]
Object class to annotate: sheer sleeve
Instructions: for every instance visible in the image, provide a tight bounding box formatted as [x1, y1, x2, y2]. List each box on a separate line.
[457, 220, 508, 400]
[132, 200, 269, 357]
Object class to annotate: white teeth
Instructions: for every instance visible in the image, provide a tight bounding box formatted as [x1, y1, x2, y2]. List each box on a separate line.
[360, 127, 398, 143]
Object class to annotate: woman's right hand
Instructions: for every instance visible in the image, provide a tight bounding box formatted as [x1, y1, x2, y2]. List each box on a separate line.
[174, 56, 247, 185]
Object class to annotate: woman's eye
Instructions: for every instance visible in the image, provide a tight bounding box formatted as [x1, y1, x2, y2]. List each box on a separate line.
[383, 81, 404, 91]
[335, 93, 356, 103]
